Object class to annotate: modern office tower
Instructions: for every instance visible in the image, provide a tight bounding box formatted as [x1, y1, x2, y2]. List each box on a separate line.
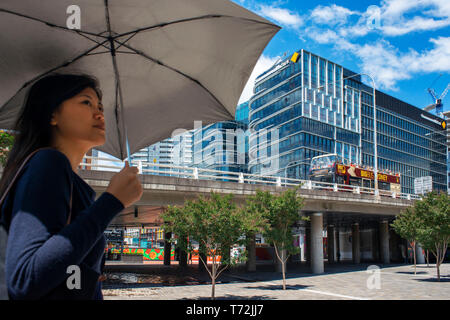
[236, 101, 249, 125]
[443, 110, 450, 193]
[249, 49, 447, 194]
[192, 120, 248, 175]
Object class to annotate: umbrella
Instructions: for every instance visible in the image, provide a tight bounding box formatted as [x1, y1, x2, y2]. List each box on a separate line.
[0, 0, 280, 161]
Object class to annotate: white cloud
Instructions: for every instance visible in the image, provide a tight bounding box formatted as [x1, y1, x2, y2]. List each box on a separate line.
[341, 37, 450, 90]
[310, 4, 358, 25]
[382, 15, 450, 36]
[307, 0, 450, 39]
[379, 0, 450, 36]
[238, 54, 280, 104]
[258, 4, 303, 29]
[307, 28, 340, 44]
[240, 1, 450, 91]
[300, 1, 450, 90]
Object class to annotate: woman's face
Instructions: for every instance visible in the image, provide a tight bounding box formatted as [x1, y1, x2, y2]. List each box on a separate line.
[50, 87, 105, 149]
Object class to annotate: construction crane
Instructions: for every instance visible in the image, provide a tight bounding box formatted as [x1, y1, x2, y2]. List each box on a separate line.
[424, 74, 450, 116]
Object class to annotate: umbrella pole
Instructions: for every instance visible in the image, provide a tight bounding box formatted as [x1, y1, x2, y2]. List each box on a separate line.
[125, 130, 131, 166]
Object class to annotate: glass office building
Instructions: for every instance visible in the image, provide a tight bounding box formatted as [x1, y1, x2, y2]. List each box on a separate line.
[249, 49, 447, 194]
[236, 101, 249, 125]
[443, 110, 450, 193]
[192, 120, 248, 175]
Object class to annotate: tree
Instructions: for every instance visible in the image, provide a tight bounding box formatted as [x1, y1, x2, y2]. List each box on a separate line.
[161, 205, 191, 267]
[414, 192, 450, 281]
[162, 192, 245, 299]
[391, 208, 421, 274]
[255, 187, 307, 290]
[0, 130, 14, 167]
[237, 189, 271, 271]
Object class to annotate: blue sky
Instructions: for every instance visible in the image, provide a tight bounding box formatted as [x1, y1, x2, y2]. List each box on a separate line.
[233, 0, 450, 114]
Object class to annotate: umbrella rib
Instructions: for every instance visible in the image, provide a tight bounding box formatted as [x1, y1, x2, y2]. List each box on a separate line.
[113, 14, 280, 40]
[0, 40, 109, 111]
[114, 32, 140, 51]
[76, 32, 112, 50]
[0, 8, 108, 40]
[114, 39, 234, 120]
[104, 0, 127, 160]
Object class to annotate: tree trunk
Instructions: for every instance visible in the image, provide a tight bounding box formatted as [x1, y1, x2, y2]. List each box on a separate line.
[211, 261, 216, 300]
[436, 248, 441, 282]
[413, 242, 416, 275]
[436, 261, 441, 282]
[282, 260, 286, 290]
[426, 250, 429, 267]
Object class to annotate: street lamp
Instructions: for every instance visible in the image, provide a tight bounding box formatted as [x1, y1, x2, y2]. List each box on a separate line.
[318, 72, 378, 195]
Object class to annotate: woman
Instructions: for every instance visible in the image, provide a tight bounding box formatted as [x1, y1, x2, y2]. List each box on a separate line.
[0, 73, 143, 300]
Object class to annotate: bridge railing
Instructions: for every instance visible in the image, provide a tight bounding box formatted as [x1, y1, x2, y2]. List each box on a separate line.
[80, 156, 421, 200]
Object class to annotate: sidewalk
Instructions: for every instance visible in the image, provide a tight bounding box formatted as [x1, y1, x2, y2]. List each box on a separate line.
[102, 262, 450, 300]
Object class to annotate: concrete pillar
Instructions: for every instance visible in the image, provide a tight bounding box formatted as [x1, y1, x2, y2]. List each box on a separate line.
[246, 234, 256, 272]
[352, 223, 360, 264]
[327, 225, 335, 264]
[305, 227, 311, 266]
[336, 229, 341, 263]
[310, 213, 324, 274]
[163, 232, 172, 266]
[416, 244, 425, 264]
[380, 220, 390, 264]
[372, 226, 380, 262]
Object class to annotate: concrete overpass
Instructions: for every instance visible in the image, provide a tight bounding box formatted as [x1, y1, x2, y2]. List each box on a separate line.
[78, 168, 422, 274]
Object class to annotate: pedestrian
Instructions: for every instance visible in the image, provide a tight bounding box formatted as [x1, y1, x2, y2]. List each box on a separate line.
[0, 74, 143, 300]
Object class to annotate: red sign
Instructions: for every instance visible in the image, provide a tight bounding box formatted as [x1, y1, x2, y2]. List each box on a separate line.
[337, 165, 400, 184]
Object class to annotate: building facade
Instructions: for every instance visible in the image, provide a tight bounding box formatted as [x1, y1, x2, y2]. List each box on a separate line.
[443, 110, 450, 193]
[192, 120, 248, 175]
[249, 49, 447, 194]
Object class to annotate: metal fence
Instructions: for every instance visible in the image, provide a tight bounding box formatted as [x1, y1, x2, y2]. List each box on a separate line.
[81, 155, 421, 201]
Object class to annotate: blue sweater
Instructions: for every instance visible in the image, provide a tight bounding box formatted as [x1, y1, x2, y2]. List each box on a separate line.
[0, 148, 124, 300]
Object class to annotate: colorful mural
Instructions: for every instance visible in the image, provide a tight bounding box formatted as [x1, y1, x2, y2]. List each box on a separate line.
[105, 248, 175, 261]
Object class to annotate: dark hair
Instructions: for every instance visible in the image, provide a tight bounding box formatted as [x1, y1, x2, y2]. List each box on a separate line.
[0, 73, 102, 213]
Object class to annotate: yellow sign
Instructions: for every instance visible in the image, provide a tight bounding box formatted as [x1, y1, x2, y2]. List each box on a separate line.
[378, 173, 388, 182]
[337, 165, 346, 174]
[360, 170, 374, 179]
[291, 52, 300, 63]
[442, 120, 447, 130]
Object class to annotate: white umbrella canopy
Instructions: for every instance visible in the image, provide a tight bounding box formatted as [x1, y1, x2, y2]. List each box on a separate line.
[0, 0, 280, 160]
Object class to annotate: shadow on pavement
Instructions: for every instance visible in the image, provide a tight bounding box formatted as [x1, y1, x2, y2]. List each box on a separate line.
[395, 271, 428, 275]
[104, 262, 420, 287]
[414, 278, 450, 283]
[179, 295, 273, 300]
[243, 284, 311, 291]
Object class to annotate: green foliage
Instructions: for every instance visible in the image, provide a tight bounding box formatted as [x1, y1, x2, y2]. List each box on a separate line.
[162, 192, 245, 267]
[262, 187, 307, 257]
[0, 130, 14, 167]
[238, 189, 272, 242]
[391, 207, 421, 244]
[392, 191, 450, 280]
[414, 192, 450, 256]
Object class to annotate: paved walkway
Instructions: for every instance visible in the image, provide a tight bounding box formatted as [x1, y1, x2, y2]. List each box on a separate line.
[102, 262, 450, 300]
